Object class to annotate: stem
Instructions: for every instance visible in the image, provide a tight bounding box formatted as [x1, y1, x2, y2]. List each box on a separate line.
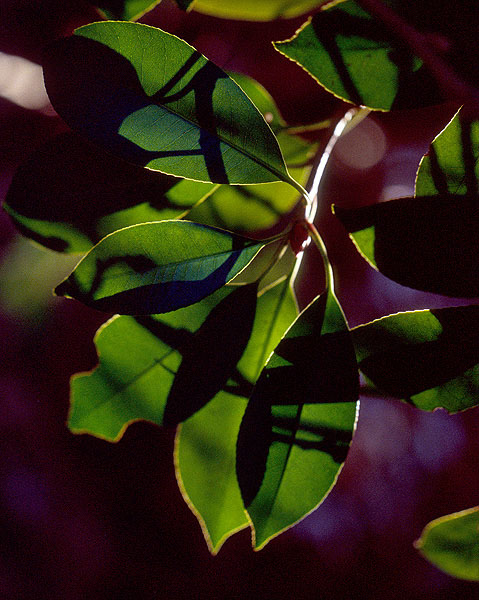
[305, 221, 333, 291]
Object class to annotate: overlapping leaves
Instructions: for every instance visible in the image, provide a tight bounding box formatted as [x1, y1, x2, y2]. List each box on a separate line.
[42, 21, 298, 188]
[55, 220, 276, 314]
[237, 289, 359, 549]
[353, 306, 479, 413]
[334, 109, 479, 297]
[274, 0, 441, 111]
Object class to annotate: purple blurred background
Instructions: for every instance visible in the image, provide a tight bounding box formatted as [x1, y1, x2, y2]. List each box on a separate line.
[0, 2, 478, 598]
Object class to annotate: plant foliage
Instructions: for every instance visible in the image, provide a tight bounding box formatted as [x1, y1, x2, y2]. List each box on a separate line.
[3, 0, 479, 579]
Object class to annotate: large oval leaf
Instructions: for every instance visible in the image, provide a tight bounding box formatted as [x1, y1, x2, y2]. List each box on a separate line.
[43, 21, 295, 187]
[3, 133, 216, 253]
[55, 220, 274, 314]
[175, 275, 299, 553]
[274, 1, 441, 110]
[334, 194, 479, 297]
[353, 306, 479, 413]
[416, 507, 479, 581]
[236, 290, 359, 549]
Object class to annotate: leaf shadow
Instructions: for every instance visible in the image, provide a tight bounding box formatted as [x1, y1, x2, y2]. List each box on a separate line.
[43, 35, 231, 183]
[4, 132, 189, 251]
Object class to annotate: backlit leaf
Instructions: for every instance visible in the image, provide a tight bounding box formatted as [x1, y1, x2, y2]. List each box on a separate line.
[353, 306, 479, 412]
[274, 1, 441, 110]
[415, 109, 479, 198]
[176, 275, 299, 553]
[416, 507, 479, 581]
[192, 0, 325, 21]
[333, 194, 479, 297]
[43, 21, 297, 187]
[69, 283, 257, 440]
[55, 220, 274, 314]
[93, 0, 162, 21]
[237, 290, 359, 549]
[3, 133, 216, 253]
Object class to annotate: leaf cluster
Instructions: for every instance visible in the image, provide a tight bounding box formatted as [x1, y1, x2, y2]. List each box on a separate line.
[3, 0, 479, 576]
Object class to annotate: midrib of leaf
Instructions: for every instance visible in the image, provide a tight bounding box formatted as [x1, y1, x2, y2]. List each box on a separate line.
[110, 24, 293, 186]
[77, 345, 178, 420]
[94, 240, 266, 286]
[252, 402, 303, 540]
[254, 277, 293, 381]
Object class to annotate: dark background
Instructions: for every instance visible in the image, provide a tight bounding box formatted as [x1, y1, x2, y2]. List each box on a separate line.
[0, 1, 478, 598]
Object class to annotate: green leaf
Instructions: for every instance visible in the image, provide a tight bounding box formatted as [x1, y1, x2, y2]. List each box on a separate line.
[333, 194, 479, 297]
[175, 275, 299, 553]
[274, 1, 441, 110]
[187, 72, 317, 231]
[70, 283, 259, 440]
[43, 21, 296, 187]
[192, 0, 324, 21]
[93, 0, 162, 21]
[416, 109, 479, 198]
[353, 306, 479, 413]
[416, 507, 479, 581]
[236, 290, 359, 549]
[3, 133, 216, 253]
[55, 220, 274, 314]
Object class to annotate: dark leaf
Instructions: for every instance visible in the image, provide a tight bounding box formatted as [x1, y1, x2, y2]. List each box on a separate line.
[334, 194, 479, 297]
[353, 305, 479, 412]
[4, 133, 215, 253]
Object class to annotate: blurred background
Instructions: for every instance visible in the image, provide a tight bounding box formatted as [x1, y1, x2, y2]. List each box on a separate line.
[0, 1, 478, 598]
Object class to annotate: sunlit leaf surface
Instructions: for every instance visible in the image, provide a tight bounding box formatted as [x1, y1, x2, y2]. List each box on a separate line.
[237, 290, 358, 549]
[55, 220, 272, 314]
[353, 306, 479, 412]
[4, 133, 216, 253]
[93, 0, 162, 20]
[274, 1, 441, 110]
[176, 276, 298, 552]
[43, 22, 295, 186]
[416, 109, 479, 198]
[416, 507, 479, 581]
[193, 0, 325, 21]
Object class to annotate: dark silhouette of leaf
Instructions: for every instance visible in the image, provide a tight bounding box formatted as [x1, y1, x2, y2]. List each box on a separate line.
[89, 0, 162, 21]
[353, 305, 479, 412]
[334, 194, 479, 297]
[3, 132, 215, 253]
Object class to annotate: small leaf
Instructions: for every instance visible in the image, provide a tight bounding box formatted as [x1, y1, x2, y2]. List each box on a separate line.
[175, 275, 299, 553]
[334, 194, 479, 297]
[43, 21, 296, 187]
[274, 1, 441, 111]
[3, 133, 215, 253]
[416, 507, 479, 581]
[353, 306, 479, 412]
[416, 109, 479, 199]
[55, 220, 273, 314]
[92, 0, 162, 21]
[237, 290, 359, 549]
[192, 0, 325, 21]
